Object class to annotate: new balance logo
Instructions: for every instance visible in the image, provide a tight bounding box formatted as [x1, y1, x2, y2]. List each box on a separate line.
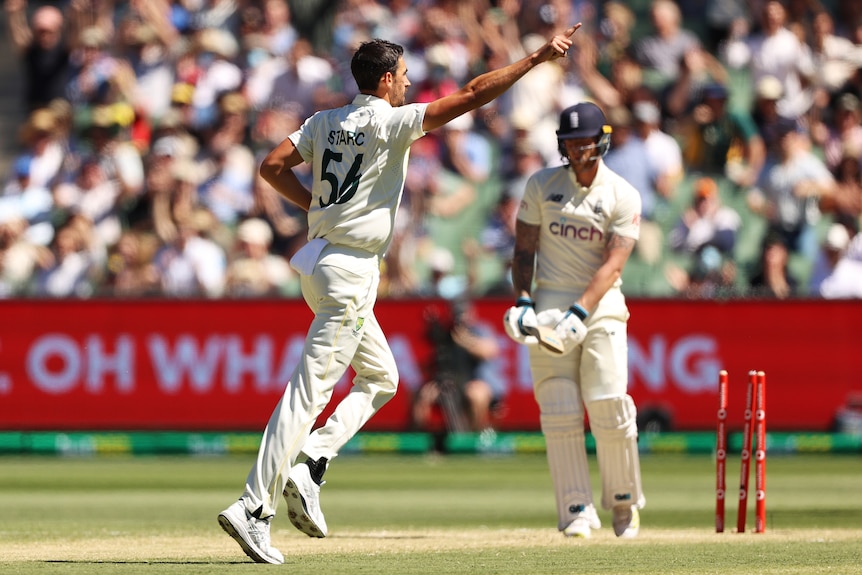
[614, 493, 632, 502]
[546, 194, 564, 203]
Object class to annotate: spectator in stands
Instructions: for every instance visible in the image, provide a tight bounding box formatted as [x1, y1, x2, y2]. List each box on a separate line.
[102, 230, 161, 297]
[752, 75, 790, 151]
[412, 43, 460, 104]
[32, 214, 103, 298]
[603, 105, 656, 218]
[747, 118, 836, 259]
[439, 111, 494, 188]
[666, 243, 738, 299]
[632, 0, 701, 94]
[810, 222, 852, 295]
[679, 82, 766, 189]
[632, 98, 684, 203]
[189, 27, 243, 130]
[259, 0, 299, 57]
[412, 297, 503, 440]
[132, 130, 199, 245]
[153, 207, 226, 298]
[821, 93, 862, 172]
[120, 18, 175, 124]
[819, 229, 862, 298]
[225, 217, 294, 297]
[475, 141, 538, 294]
[77, 104, 146, 214]
[196, 92, 257, 226]
[0, 217, 47, 297]
[0, 155, 54, 247]
[666, 177, 741, 298]
[748, 229, 799, 299]
[246, 172, 307, 262]
[66, 26, 136, 107]
[421, 246, 465, 301]
[4, 0, 72, 111]
[501, 137, 545, 203]
[669, 176, 741, 256]
[595, 1, 637, 71]
[810, 10, 862, 96]
[820, 142, 862, 228]
[572, 30, 626, 113]
[662, 41, 729, 122]
[467, 132, 536, 296]
[704, 0, 752, 53]
[721, 0, 817, 119]
[190, 0, 242, 35]
[267, 37, 337, 119]
[423, 137, 483, 289]
[17, 107, 65, 191]
[53, 156, 122, 250]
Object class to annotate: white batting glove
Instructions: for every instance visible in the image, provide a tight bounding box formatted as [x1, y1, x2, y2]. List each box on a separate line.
[554, 304, 589, 349]
[536, 308, 564, 327]
[503, 297, 538, 344]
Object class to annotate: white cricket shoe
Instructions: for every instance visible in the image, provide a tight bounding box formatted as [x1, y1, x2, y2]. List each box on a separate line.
[284, 462, 328, 537]
[218, 500, 284, 564]
[563, 503, 602, 538]
[612, 505, 640, 538]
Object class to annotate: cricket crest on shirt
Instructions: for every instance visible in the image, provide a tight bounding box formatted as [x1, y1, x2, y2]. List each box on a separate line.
[352, 317, 365, 336]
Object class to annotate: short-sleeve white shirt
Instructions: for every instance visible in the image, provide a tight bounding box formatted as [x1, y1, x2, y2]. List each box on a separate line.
[289, 94, 427, 256]
[517, 161, 642, 297]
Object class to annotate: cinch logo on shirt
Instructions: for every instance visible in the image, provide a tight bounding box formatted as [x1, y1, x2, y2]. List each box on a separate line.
[549, 219, 604, 241]
[546, 194, 565, 203]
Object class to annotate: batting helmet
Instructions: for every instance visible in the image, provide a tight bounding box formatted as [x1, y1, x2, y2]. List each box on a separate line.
[556, 102, 612, 161]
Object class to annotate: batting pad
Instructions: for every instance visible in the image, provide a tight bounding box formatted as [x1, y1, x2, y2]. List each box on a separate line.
[536, 378, 595, 530]
[587, 395, 645, 511]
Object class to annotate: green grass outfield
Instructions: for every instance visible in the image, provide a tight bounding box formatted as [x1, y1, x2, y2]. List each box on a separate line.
[2, 452, 861, 574]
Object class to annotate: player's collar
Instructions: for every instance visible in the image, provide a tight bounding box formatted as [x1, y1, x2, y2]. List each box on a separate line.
[352, 94, 392, 109]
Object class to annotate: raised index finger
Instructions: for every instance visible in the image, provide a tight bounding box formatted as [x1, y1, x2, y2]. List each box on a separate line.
[563, 23, 583, 38]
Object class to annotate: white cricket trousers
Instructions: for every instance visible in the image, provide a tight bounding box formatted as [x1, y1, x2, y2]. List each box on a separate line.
[243, 244, 399, 518]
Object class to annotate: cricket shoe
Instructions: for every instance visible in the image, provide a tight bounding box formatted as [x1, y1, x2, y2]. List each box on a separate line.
[612, 505, 640, 538]
[284, 459, 328, 537]
[217, 500, 284, 564]
[563, 503, 602, 538]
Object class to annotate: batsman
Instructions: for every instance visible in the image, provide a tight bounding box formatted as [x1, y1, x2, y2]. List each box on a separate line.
[503, 101, 645, 538]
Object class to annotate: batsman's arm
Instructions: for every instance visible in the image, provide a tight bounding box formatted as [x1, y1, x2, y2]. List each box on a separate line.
[422, 23, 581, 132]
[575, 232, 636, 313]
[259, 137, 312, 213]
[511, 220, 540, 300]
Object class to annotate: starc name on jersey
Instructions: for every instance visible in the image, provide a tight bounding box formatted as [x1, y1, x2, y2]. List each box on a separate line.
[328, 130, 366, 146]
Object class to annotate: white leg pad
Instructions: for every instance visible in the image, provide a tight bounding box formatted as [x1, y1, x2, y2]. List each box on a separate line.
[587, 395, 645, 511]
[535, 378, 596, 530]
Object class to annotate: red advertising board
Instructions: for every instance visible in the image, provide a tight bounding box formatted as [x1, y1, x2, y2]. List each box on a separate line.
[0, 299, 860, 432]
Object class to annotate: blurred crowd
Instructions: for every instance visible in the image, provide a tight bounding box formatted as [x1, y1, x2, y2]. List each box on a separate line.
[2, 0, 862, 300]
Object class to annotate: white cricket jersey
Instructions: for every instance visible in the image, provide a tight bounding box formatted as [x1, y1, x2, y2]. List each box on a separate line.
[289, 94, 428, 256]
[518, 161, 642, 294]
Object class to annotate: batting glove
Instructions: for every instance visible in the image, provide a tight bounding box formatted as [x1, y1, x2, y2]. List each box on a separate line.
[536, 308, 564, 327]
[503, 296, 538, 344]
[554, 303, 589, 349]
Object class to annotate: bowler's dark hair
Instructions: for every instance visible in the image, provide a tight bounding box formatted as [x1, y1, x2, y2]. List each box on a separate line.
[351, 39, 403, 91]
